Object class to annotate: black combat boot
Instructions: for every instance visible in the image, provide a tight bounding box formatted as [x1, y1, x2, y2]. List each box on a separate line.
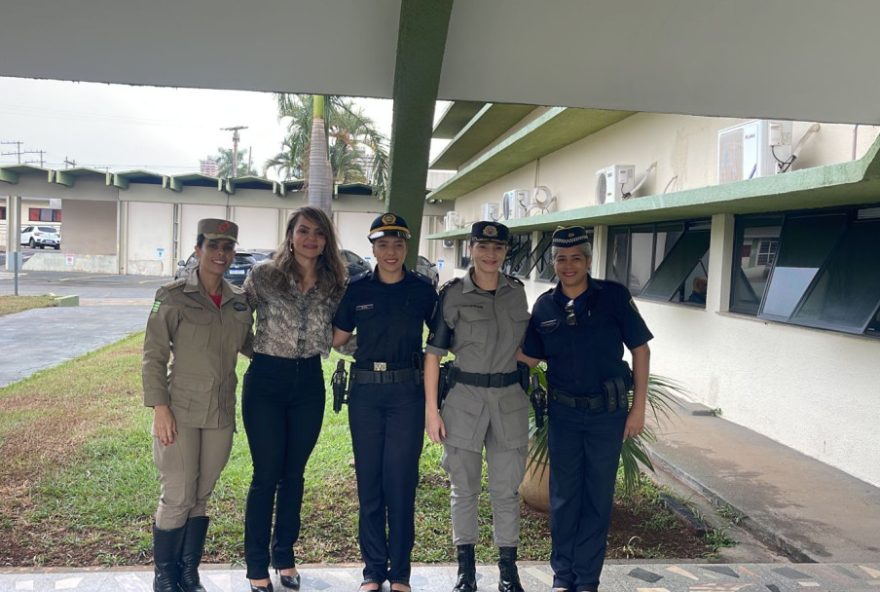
[497, 547, 524, 592]
[452, 544, 477, 592]
[179, 516, 210, 592]
[152, 523, 186, 592]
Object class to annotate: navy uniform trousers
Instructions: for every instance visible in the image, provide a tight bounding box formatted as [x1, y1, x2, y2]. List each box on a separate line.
[547, 400, 627, 591]
[349, 378, 425, 584]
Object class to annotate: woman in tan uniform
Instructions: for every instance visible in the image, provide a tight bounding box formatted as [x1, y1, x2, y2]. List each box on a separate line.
[143, 218, 254, 592]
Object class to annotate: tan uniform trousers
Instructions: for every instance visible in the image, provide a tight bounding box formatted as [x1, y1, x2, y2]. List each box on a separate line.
[440, 383, 529, 547]
[153, 423, 234, 529]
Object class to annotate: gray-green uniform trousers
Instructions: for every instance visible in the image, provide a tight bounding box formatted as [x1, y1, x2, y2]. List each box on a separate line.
[143, 271, 254, 529]
[426, 272, 531, 547]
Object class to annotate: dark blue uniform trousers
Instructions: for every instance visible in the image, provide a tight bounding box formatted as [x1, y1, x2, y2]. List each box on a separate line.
[349, 380, 425, 584]
[547, 401, 627, 591]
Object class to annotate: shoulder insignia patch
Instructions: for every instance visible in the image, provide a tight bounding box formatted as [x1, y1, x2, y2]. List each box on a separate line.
[233, 301, 248, 312]
[439, 277, 462, 295]
[629, 298, 641, 315]
[151, 300, 161, 314]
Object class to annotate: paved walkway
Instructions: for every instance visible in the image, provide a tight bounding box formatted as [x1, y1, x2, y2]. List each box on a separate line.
[2, 562, 880, 592]
[0, 304, 150, 388]
[649, 400, 880, 564]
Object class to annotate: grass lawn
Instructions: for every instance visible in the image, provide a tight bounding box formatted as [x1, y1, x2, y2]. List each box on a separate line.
[0, 334, 716, 567]
[0, 295, 57, 317]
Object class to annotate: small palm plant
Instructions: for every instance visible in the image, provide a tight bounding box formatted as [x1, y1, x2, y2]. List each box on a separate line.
[526, 363, 684, 496]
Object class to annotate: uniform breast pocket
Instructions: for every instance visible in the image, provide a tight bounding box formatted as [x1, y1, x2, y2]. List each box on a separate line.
[181, 308, 214, 349]
[535, 318, 565, 357]
[456, 308, 493, 346]
[508, 307, 531, 339]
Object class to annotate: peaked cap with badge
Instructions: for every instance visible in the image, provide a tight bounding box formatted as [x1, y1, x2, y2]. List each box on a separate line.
[368, 212, 412, 242]
[470, 220, 510, 244]
[198, 218, 239, 243]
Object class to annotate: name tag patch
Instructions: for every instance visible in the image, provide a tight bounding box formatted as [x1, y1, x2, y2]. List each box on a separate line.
[356, 303, 374, 311]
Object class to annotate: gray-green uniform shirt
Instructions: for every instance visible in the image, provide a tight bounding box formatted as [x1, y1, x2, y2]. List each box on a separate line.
[426, 271, 531, 452]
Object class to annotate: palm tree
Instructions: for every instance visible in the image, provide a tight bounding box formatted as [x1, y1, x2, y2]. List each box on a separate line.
[214, 147, 258, 177]
[266, 94, 390, 211]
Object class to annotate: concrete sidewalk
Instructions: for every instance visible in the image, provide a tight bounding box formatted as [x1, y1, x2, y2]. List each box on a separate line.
[649, 399, 880, 564]
[2, 562, 880, 592]
[0, 303, 149, 388]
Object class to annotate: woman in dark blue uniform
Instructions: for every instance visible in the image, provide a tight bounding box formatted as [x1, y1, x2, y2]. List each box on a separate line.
[332, 213, 438, 592]
[520, 226, 653, 592]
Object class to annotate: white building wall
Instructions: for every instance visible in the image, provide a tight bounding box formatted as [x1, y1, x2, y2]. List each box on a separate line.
[638, 301, 880, 488]
[127, 201, 174, 276]
[336, 211, 377, 261]
[233, 206, 280, 250]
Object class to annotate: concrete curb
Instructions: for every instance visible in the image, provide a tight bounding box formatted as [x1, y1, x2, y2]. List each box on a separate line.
[649, 446, 816, 563]
[54, 295, 79, 307]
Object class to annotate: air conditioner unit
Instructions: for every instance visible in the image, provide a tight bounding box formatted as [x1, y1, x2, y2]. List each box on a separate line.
[444, 211, 463, 232]
[596, 165, 635, 204]
[480, 202, 500, 221]
[718, 120, 792, 184]
[531, 186, 557, 215]
[501, 189, 529, 220]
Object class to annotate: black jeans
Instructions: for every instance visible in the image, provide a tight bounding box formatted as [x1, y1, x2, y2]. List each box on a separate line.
[242, 353, 325, 580]
[349, 379, 425, 584]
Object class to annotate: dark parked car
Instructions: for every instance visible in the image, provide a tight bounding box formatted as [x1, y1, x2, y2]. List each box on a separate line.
[342, 249, 371, 281]
[174, 251, 258, 287]
[416, 255, 439, 287]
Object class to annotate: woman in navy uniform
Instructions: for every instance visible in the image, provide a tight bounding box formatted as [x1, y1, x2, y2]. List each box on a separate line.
[424, 221, 531, 592]
[143, 218, 254, 592]
[520, 226, 653, 592]
[332, 213, 438, 592]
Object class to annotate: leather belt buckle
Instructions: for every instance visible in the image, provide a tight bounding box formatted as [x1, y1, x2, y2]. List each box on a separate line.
[373, 362, 387, 372]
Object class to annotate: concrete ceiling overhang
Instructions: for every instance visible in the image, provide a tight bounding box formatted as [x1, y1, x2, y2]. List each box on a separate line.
[430, 103, 536, 170]
[2, 1, 880, 124]
[432, 102, 486, 139]
[427, 136, 880, 239]
[428, 107, 633, 202]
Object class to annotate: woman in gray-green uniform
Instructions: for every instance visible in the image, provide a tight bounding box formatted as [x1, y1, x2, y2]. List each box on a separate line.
[424, 221, 531, 592]
[143, 218, 254, 592]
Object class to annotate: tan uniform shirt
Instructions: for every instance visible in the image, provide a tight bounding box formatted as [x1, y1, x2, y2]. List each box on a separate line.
[143, 270, 254, 429]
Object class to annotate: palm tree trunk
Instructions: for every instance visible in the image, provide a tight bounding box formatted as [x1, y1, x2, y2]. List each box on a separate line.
[307, 95, 333, 213]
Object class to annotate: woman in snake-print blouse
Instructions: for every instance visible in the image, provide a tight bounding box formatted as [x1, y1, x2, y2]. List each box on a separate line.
[242, 207, 347, 592]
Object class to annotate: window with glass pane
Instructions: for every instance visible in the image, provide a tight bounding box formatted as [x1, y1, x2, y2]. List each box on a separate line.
[640, 229, 711, 302]
[503, 233, 532, 277]
[457, 239, 470, 269]
[533, 232, 556, 282]
[759, 213, 847, 320]
[629, 230, 654, 294]
[790, 219, 880, 333]
[730, 217, 783, 315]
[606, 229, 629, 285]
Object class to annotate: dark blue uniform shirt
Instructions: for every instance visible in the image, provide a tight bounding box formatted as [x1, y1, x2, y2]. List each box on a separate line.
[522, 277, 653, 395]
[334, 269, 438, 366]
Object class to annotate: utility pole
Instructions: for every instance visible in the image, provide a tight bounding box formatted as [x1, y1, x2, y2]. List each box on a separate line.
[64, 157, 77, 169]
[1, 140, 25, 163]
[23, 150, 47, 167]
[221, 126, 247, 178]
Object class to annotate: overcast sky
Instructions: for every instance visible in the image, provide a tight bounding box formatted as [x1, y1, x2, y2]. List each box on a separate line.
[0, 76, 447, 180]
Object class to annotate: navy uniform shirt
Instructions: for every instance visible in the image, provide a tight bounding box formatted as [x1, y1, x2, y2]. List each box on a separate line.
[522, 276, 653, 395]
[334, 269, 438, 366]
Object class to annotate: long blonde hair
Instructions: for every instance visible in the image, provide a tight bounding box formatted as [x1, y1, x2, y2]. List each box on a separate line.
[272, 207, 347, 298]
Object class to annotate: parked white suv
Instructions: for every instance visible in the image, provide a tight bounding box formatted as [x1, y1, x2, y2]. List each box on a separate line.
[20, 225, 61, 249]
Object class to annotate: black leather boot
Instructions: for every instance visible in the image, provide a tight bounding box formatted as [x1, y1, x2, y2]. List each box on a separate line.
[452, 544, 477, 592]
[179, 516, 210, 592]
[497, 547, 524, 592]
[152, 524, 186, 592]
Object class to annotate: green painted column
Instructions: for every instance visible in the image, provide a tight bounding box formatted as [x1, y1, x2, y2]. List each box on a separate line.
[386, 0, 453, 268]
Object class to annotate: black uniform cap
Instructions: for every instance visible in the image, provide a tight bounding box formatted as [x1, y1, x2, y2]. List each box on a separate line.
[551, 226, 590, 248]
[368, 213, 411, 242]
[470, 221, 510, 244]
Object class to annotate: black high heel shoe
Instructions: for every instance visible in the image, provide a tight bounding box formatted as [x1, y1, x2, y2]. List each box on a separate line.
[249, 582, 274, 592]
[276, 569, 301, 590]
